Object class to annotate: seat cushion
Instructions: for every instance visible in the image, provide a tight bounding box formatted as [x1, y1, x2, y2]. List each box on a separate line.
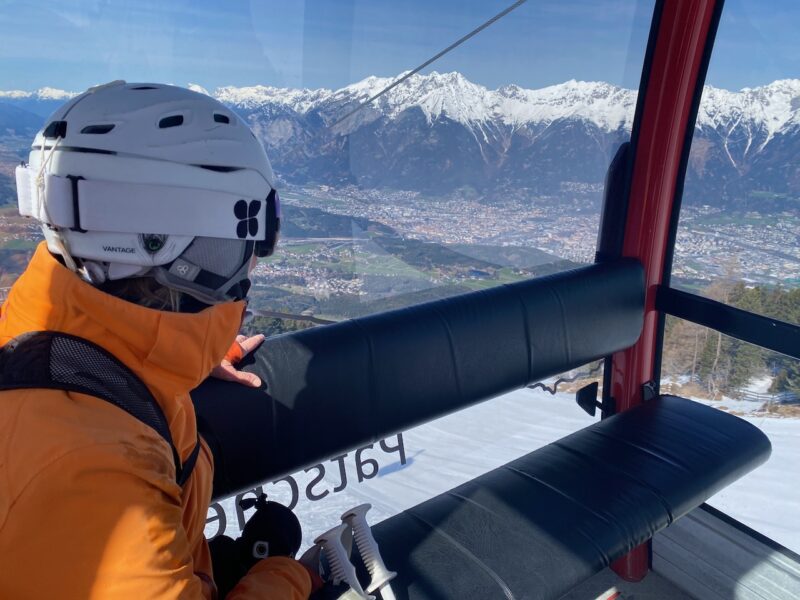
[369, 396, 771, 600]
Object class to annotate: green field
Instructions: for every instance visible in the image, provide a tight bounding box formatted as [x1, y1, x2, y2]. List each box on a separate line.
[0, 238, 38, 250]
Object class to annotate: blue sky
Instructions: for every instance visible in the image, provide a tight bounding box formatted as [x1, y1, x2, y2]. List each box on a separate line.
[0, 0, 797, 93]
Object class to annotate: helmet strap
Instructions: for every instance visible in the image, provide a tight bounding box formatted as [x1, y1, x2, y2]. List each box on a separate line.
[35, 136, 80, 273]
[78, 260, 107, 285]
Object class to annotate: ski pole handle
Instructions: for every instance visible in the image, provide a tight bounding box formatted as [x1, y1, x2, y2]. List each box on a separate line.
[315, 523, 373, 600]
[342, 504, 397, 600]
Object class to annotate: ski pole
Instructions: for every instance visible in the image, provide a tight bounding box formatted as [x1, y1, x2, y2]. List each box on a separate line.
[342, 504, 397, 600]
[314, 523, 374, 600]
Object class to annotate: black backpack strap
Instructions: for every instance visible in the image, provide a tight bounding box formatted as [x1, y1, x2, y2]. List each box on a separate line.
[177, 438, 202, 487]
[0, 331, 200, 487]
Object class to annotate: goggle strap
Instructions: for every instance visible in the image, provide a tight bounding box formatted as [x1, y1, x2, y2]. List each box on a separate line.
[16, 165, 269, 241]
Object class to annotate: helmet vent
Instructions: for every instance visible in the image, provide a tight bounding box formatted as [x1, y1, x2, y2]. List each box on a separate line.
[196, 164, 242, 172]
[158, 115, 184, 129]
[213, 113, 231, 124]
[81, 124, 115, 134]
[43, 120, 68, 139]
[131, 85, 158, 90]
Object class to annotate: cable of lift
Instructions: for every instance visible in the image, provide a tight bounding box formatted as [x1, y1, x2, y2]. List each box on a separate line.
[528, 360, 604, 395]
[329, 0, 529, 129]
[266, 1, 527, 329]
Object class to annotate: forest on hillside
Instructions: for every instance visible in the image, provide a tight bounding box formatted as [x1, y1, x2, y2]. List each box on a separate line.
[662, 282, 799, 398]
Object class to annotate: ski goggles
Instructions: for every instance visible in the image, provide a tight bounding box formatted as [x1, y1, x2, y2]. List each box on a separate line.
[16, 166, 281, 257]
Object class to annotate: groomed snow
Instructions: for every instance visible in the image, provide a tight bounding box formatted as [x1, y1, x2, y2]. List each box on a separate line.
[208, 387, 800, 558]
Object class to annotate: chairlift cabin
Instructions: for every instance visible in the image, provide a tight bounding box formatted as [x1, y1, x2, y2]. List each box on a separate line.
[0, 0, 798, 598]
[191, 1, 800, 598]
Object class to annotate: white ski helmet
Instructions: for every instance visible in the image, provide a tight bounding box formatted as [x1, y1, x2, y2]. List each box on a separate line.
[15, 80, 280, 305]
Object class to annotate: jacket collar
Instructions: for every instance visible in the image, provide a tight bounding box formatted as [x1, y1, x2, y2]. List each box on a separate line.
[1, 244, 243, 424]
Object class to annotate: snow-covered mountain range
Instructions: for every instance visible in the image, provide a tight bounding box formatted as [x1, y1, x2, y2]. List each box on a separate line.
[206, 72, 800, 136]
[1, 72, 799, 203]
[0, 87, 77, 101]
[211, 73, 638, 132]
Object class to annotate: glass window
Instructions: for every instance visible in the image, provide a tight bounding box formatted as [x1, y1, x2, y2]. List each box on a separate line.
[671, 0, 800, 323]
[665, 1, 800, 553]
[661, 316, 800, 553]
[1, 1, 656, 320]
[0, 0, 655, 547]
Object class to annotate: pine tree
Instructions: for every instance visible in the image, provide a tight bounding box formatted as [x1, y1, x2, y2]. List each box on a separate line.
[661, 316, 705, 383]
[697, 328, 725, 398]
[771, 362, 800, 396]
[725, 283, 765, 392]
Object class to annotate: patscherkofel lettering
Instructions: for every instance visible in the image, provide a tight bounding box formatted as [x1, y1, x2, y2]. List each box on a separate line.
[205, 434, 407, 539]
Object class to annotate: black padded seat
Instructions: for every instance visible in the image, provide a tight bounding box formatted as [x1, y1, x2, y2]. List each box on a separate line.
[369, 396, 771, 600]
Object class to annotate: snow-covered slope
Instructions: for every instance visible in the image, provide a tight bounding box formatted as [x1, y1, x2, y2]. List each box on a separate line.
[210, 386, 800, 557]
[495, 79, 635, 130]
[697, 79, 800, 140]
[214, 84, 335, 113]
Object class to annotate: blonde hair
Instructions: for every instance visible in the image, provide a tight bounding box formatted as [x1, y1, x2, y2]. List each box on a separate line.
[99, 277, 183, 312]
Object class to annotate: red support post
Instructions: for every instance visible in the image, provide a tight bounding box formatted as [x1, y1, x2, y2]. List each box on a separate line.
[609, 0, 718, 582]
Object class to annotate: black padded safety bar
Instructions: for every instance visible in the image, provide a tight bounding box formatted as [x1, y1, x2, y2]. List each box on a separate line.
[657, 286, 800, 360]
[369, 396, 771, 600]
[193, 259, 645, 500]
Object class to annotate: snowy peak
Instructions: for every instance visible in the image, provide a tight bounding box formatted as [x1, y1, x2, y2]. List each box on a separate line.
[35, 87, 77, 101]
[203, 73, 800, 198]
[362, 71, 499, 125]
[0, 87, 77, 101]
[0, 87, 79, 121]
[697, 79, 800, 138]
[187, 83, 211, 96]
[365, 73, 629, 130]
[214, 84, 334, 113]
[3, 74, 799, 136]
[0, 89, 31, 99]
[210, 73, 800, 136]
[1, 75, 799, 200]
[494, 79, 636, 130]
[339, 74, 399, 100]
[214, 72, 638, 132]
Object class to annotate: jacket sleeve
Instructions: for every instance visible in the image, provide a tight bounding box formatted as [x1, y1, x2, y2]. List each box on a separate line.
[1, 442, 310, 600]
[228, 558, 312, 600]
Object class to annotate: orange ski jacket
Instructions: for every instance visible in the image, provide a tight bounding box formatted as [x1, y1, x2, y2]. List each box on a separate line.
[0, 243, 311, 600]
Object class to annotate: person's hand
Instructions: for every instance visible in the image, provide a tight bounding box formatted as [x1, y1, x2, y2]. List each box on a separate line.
[210, 334, 265, 387]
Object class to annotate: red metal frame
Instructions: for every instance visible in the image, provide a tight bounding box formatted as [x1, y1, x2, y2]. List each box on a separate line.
[609, 0, 719, 581]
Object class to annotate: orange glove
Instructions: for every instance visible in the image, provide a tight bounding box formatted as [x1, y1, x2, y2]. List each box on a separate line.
[211, 334, 265, 387]
[224, 339, 246, 364]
